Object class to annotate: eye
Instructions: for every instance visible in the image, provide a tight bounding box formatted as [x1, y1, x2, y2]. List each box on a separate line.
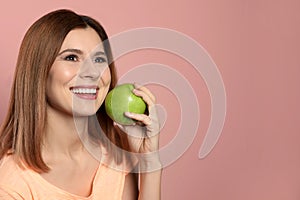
[65, 54, 79, 62]
[94, 57, 107, 63]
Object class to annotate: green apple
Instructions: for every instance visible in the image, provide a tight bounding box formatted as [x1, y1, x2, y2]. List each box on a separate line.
[105, 83, 147, 125]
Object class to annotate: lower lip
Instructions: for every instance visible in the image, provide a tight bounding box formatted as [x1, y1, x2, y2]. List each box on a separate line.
[72, 90, 99, 100]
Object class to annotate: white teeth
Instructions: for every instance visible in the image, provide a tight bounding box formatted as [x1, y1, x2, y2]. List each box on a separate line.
[71, 88, 97, 94]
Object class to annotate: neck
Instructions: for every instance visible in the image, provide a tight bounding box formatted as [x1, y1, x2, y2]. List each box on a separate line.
[43, 106, 90, 159]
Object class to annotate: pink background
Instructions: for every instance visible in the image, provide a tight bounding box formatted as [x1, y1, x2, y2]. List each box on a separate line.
[1, 0, 300, 199]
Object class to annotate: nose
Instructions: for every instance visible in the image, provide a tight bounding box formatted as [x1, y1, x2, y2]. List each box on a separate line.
[79, 58, 101, 80]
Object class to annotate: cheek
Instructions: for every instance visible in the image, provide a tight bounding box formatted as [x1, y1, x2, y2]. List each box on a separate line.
[101, 67, 112, 85]
[47, 65, 78, 88]
[55, 68, 77, 82]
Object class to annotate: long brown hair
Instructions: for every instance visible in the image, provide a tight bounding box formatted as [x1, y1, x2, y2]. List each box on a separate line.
[0, 9, 129, 172]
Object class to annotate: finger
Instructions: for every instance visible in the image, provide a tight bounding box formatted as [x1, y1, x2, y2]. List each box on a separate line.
[133, 89, 156, 108]
[133, 89, 154, 107]
[133, 83, 156, 103]
[113, 121, 126, 129]
[134, 83, 156, 102]
[125, 112, 152, 126]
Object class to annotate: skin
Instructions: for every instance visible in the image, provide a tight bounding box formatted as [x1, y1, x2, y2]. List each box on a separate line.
[46, 27, 111, 117]
[42, 27, 161, 199]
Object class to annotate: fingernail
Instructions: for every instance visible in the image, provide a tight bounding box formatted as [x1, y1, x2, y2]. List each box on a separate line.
[125, 112, 132, 117]
[134, 82, 141, 88]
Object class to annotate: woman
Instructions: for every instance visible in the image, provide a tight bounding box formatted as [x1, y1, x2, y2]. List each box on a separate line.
[0, 9, 161, 199]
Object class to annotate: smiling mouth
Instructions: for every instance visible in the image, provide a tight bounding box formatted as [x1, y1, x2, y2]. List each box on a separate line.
[70, 86, 99, 100]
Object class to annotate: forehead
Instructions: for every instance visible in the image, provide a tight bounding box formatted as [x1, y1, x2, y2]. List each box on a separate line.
[60, 27, 104, 53]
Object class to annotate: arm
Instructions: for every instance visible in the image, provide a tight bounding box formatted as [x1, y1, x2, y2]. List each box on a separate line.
[119, 83, 163, 200]
[122, 165, 162, 200]
[137, 152, 162, 200]
[122, 173, 139, 200]
[138, 168, 162, 200]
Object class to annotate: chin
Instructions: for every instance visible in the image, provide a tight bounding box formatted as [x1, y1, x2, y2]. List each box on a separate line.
[72, 110, 98, 117]
[72, 96, 103, 116]
[71, 103, 99, 117]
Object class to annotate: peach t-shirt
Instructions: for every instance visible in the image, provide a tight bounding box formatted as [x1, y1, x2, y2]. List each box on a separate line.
[0, 155, 127, 200]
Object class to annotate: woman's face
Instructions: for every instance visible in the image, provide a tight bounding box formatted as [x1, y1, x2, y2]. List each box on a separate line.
[46, 27, 111, 116]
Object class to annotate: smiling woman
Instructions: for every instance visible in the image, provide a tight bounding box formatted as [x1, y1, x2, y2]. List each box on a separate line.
[47, 28, 111, 117]
[0, 9, 162, 200]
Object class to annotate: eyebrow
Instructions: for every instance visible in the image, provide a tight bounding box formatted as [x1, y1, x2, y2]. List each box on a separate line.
[94, 51, 106, 56]
[58, 48, 106, 56]
[58, 48, 83, 56]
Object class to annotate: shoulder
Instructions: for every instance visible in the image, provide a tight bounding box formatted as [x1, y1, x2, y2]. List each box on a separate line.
[0, 155, 32, 198]
[0, 155, 21, 184]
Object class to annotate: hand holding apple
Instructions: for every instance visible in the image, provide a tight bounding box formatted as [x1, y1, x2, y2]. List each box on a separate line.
[106, 83, 160, 155]
[105, 83, 147, 125]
